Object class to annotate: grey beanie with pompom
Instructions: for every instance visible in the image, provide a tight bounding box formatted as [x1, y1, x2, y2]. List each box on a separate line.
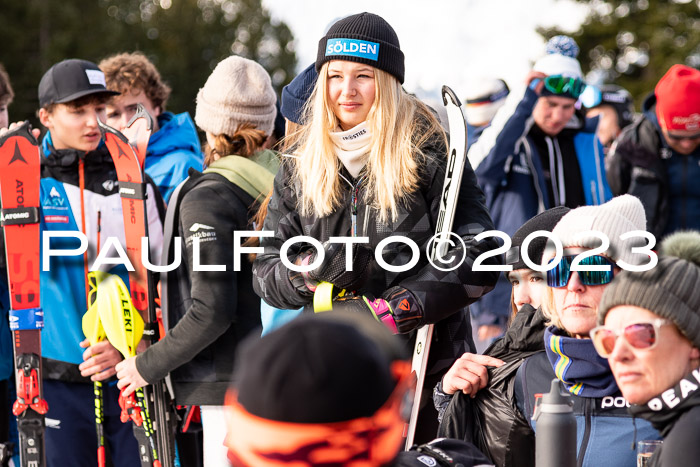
[597, 230, 700, 348]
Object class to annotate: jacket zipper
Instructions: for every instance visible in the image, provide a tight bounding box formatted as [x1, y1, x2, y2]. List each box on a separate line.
[523, 139, 545, 212]
[577, 398, 592, 467]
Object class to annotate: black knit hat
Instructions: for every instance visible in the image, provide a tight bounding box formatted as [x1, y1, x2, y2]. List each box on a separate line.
[232, 311, 407, 423]
[316, 12, 405, 84]
[506, 206, 571, 271]
[598, 231, 700, 348]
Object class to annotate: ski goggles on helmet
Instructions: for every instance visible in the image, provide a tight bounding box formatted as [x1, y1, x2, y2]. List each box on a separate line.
[543, 75, 587, 99]
[546, 255, 615, 288]
[590, 319, 670, 358]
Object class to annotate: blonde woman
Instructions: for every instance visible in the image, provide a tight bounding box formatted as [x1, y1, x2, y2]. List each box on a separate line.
[252, 12, 498, 442]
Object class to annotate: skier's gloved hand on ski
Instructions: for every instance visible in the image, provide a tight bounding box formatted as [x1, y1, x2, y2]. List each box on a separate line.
[289, 241, 373, 294]
[329, 287, 423, 335]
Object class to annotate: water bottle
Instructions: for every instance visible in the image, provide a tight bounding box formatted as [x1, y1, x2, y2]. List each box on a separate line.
[534, 378, 577, 467]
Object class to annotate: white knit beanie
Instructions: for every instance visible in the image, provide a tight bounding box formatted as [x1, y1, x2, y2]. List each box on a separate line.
[195, 55, 277, 137]
[549, 195, 648, 265]
[532, 53, 583, 80]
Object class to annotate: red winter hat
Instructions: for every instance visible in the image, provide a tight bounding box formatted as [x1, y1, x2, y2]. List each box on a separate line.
[655, 64, 700, 131]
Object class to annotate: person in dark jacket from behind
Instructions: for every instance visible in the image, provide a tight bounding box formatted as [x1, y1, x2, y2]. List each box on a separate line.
[115, 55, 279, 466]
[606, 64, 700, 239]
[595, 231, 700, 467]
[224, 311, 495, 467]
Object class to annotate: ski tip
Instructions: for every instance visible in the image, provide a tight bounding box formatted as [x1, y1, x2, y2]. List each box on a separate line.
[97, 119, 130, 144]
[126, 104, 154, 132]
[441, 86, 462, 108]
[0, 121, 39, 147]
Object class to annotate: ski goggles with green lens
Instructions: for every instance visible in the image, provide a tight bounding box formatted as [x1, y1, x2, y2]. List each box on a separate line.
[543, 75, 587, 99]
[546, 255, 615, 288]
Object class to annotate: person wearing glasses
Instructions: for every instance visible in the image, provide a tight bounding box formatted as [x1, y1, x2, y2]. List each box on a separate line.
[593, 230, 700, 467]
[467, 35, 612, 345]
[439, 195, 659, 467]
[606, 64, 700, 240]
[579, 84, 636, 153]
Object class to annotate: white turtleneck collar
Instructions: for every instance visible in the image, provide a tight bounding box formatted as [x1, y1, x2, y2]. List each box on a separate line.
[329, 121, 371, 178]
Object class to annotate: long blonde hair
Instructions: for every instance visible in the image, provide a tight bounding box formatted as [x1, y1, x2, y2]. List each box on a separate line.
[292, 63, 445, 223]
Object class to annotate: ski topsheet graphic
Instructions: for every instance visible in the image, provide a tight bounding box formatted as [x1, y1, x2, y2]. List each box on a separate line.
[405, 86, 469, 448]
[99, 107, 175, 467]
[0, 122, 48, 467]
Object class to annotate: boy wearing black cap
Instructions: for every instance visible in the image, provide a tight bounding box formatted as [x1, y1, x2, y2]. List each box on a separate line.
[35, 58, 164, 466]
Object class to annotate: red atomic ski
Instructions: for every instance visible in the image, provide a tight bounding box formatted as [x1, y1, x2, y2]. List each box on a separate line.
[99, 108, 176, 467]
[0, 122, 48, 467]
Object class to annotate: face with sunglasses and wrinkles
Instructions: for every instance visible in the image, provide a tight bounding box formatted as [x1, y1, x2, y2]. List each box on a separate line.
[544, 249, 618, 338]
[593, 307, 699, 405]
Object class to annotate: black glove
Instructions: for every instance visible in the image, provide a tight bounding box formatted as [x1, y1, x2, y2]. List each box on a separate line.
[289, 241, 373, 293]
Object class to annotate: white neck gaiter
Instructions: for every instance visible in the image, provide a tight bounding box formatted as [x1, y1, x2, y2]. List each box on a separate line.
[329, 121, 371, 178]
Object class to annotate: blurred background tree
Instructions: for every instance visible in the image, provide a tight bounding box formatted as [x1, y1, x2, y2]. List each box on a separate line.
[0, 0, 297, 133]
[539, 0, 700, 108]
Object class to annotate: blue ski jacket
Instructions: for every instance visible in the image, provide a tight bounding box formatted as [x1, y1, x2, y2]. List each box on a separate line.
[39, 133, 164, 378]
[146, 112, 203, 203]
[467, 86, 612, 325]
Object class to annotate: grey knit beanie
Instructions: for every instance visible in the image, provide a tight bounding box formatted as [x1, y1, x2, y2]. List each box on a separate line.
[195, 55, 277, 137]
[549, 194, 647, 265]
[598, 231, 700, 348]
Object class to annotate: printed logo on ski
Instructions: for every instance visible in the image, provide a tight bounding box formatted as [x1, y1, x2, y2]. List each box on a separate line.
[9, 142, 27, 165]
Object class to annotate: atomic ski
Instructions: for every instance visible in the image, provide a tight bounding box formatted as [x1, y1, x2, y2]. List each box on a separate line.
[0, 123, 48, 467]
[98, 107, 175, 467]
[405, 86, 469, 448]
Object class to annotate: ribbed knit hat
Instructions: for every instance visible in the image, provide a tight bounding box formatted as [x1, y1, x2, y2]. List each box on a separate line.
[548, 195, 647, 265]
[598, 231, 700, 348]
[654, 64, 700, 131]
[316, 12, 405, 84]
[506, 206, 571, 270]
[280, 63, 318, 125]
[195, 55, 277, 137]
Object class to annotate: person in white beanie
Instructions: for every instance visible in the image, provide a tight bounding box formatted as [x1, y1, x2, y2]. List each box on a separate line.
[115, 55, 280, 467]
[439, 195, 660, 467]
[466, 35, 613, 346]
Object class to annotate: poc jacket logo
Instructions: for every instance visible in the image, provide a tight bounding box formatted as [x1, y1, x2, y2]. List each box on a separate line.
[601, 396, 631, 409]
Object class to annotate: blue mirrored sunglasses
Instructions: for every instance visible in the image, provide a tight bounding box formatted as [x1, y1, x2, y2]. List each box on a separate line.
[546, 255, 615, 288]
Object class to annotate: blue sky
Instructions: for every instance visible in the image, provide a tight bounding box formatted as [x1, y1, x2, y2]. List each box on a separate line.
[262, 0, 589, 101]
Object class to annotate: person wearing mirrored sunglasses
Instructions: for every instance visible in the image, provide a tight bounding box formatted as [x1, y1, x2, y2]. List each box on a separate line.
[595, 230, 700, 467]
[438, 196, 659, 467]
[606, 64, 700, 239]
[467, 35, 612, 348]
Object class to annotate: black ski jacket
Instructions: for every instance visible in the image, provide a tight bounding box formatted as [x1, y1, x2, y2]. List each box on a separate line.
[136, 166, 264, 405]
[629, 369, 700, 467]
[253, 130, 498, 324]
[437, 305, 546, 467]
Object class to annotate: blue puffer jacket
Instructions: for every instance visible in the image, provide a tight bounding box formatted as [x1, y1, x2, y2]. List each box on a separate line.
[147, 112, 203, 202]
[467, 87, 611, 324]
